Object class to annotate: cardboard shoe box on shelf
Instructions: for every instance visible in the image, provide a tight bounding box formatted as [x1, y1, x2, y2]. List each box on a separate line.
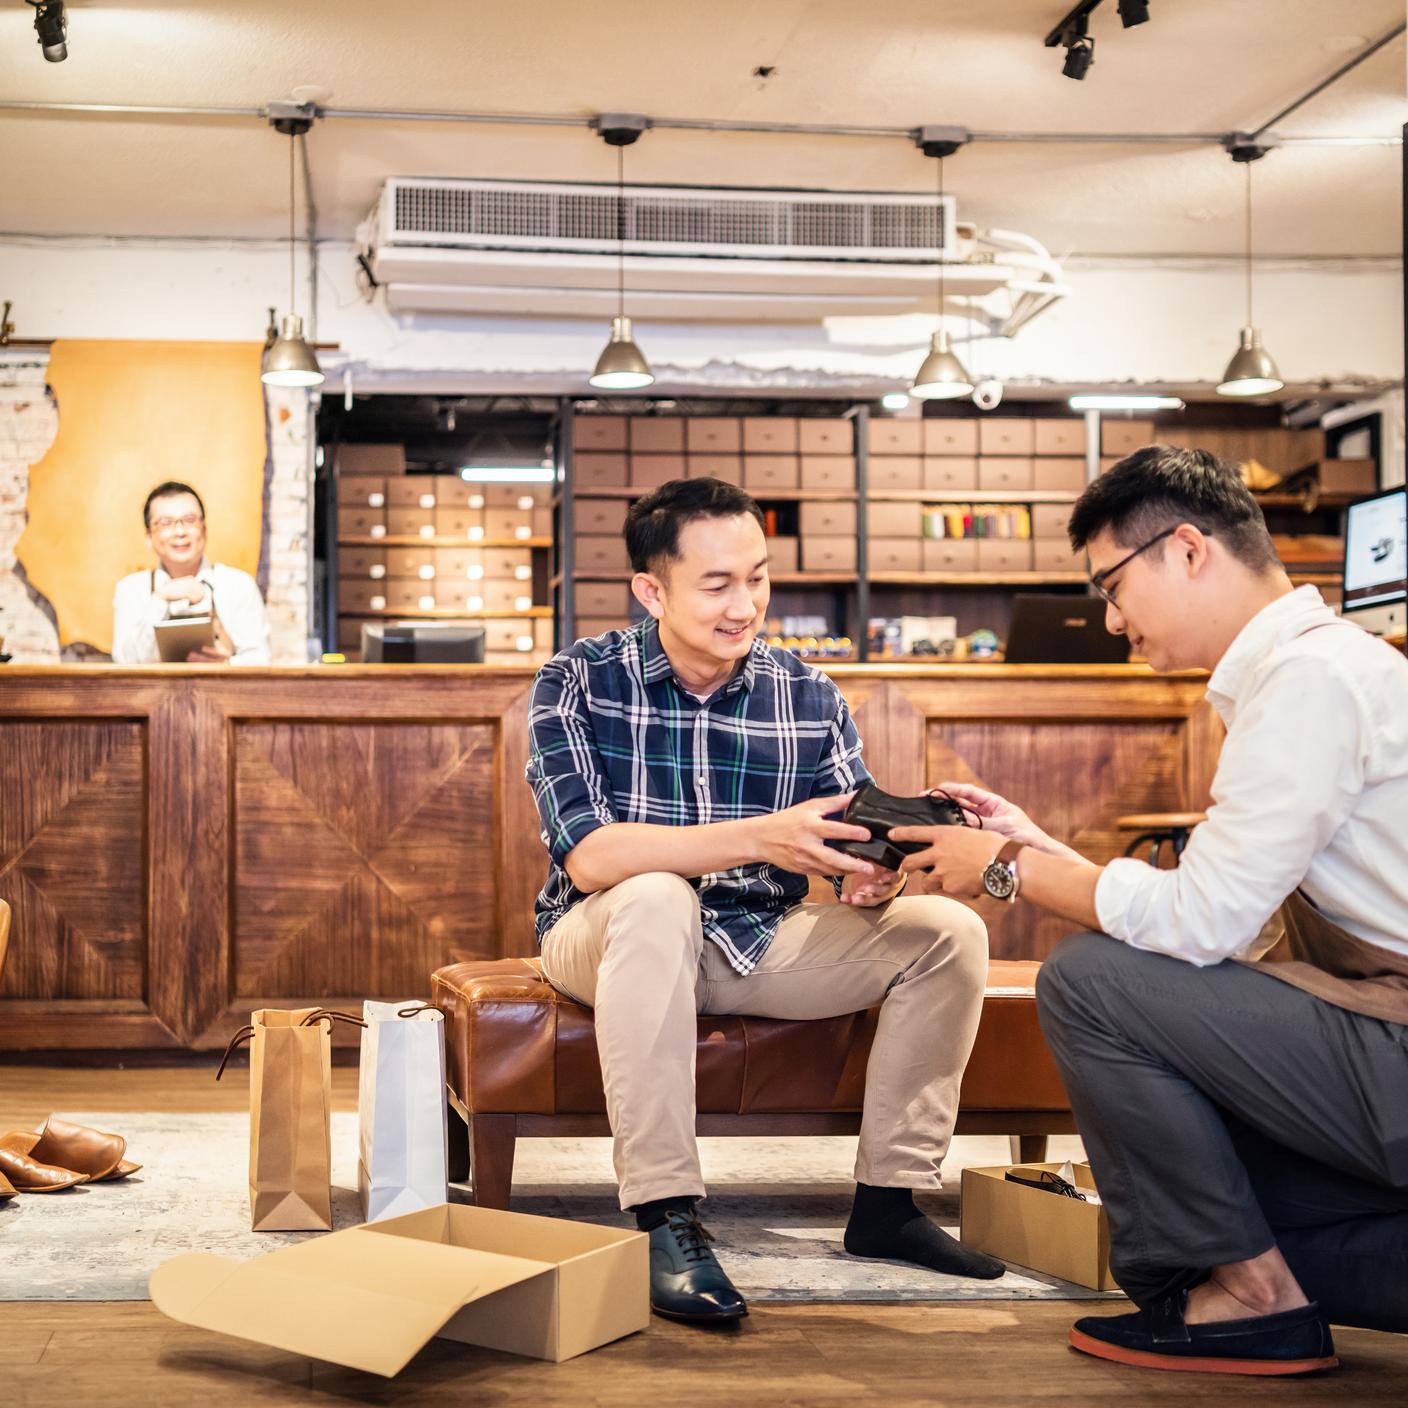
[1033, 458, 1087, 493]
[686, 417, 743, 454]
[1034, 420, 1088, 457]
[867, 500, 923, 538]
[574, 453, 630, 489]
[152, 1203, 648, 1373]
[1033, 539, 1088, 573]
[435, 507, 486, 540]
[572, 415, 629, 452]
[484, 508, 536, 542]
[576, 581, 632, 617]
[976, 539, 1034, 573]
[575, 536, 631, 574]
[575, 616, 631, 639]
[575, 499, 629, 536]
[341, 580, 389, 613]
[1100, 419, 1156, 457]
[386, 478, 440, 510]
[482, 548, 535, 580]
[869, 456, 923, 492]
[387, 508, 438, 539]
[798, 418, 853, 455]
[799, 455, 856, 491]
[338, 506, 386, 538]
[800, 501, 857, 537]
[631, 454, 687, 489]
[960, 1163, 1113, 1291]
[924, 456, 979, 492]
[979, 419, 1035, 456]
[340, 548, 387, 579]
[386, 546, 437, 580]
[743, 455, 800, 491]
[688, 454, 743, 484]
[800, 537, 857, 572]
[1032, 503, 1073, 539]
[743, 416, 799, 454]
[922, 538, 979, 572]
[867, 419, 923, 456]
[630, 417, 685, 453]
[923, 419, 979, 456]
[340, 475, 388, 508]
[1314, 459, 1378, 495]
[766, 536, 799, 572]
[869, 538, 923, 573]
[435, 547, 484, 580]
[977, 457, 1034, 492]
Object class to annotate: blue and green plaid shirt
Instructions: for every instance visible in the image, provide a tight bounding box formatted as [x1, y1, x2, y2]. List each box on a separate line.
[525, 618, 873, 974]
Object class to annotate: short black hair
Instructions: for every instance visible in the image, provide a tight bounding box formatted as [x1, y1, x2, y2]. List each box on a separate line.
[624, 477, 765, 574]
[143, 481, 206, 529]
[1067, 445, 1278, 572]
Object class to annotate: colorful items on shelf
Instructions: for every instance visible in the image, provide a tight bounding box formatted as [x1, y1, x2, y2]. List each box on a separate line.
[764, 615, 851, 659]
[922, 504, 1033, 540]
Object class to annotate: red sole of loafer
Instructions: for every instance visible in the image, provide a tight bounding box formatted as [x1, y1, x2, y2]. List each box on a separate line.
[1069, 1328, 1339, 1376]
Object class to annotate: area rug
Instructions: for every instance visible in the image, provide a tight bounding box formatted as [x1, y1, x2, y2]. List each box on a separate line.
[0, 1113, 1118, 1303]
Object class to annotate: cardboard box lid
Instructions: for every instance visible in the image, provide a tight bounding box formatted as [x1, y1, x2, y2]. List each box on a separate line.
[151, 1206, 577, 1377]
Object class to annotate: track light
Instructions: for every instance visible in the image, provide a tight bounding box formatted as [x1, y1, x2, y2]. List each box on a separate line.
[28, 1, 67, 62]
[1116, 0, 1149, 27]
[1061, 27, 1095, 80]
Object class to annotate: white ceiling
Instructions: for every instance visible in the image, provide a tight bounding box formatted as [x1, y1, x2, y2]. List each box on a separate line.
[0, 0, 1403, 257]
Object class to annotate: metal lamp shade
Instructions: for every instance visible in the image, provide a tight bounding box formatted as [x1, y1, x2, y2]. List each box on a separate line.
[588, 316, 655, 391]
[1217, 325, 1283, 397]
[909, 329, 974, 401]
[261, 315, 325, 388]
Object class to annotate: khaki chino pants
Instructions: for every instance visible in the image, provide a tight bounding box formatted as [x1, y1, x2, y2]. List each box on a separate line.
[540, 872, 988, 1208]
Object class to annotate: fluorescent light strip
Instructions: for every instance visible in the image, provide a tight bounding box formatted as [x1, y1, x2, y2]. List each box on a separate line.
[458, 466, 557, 483]
[1068, 395, 1185, 412]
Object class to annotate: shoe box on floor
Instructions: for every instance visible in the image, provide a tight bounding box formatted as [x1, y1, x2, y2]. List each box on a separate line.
[960, 1162, 1114, 1291]
[151, 1203, 649, 1373]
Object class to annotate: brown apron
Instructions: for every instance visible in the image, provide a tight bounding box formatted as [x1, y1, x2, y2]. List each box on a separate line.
[1242, 891, 1408, 1026]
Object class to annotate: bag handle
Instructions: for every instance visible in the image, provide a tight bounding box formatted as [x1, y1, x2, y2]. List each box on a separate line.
[215, 1025, 255, 1082]
[298, 1008, 369, 1032]
[395, 1002, 440, 1020]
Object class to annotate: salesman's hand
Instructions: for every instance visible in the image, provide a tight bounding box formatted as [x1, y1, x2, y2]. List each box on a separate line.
[932, 781, 1050, 849]
[890, 824, 1006, 899]
[156, 577, 209, 607]
[187, 618, 234, 664]
[754, 793, 878, 879]
[840, 866, 904, 907]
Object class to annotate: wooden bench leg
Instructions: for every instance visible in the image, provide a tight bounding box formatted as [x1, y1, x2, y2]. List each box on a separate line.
[1009, 1134, 1049, 1164]
[468, 1114, 517, 1209]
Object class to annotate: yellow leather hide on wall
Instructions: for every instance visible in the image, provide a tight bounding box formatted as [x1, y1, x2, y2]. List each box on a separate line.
[18, 340, 268, 654]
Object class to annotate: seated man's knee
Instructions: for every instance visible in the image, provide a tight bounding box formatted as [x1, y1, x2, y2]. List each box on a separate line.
[603, 871, 701, 948]
[896, 895, 989, 979]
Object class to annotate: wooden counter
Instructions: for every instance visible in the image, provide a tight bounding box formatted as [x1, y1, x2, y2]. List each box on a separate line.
[0, 664, 1220, 1053]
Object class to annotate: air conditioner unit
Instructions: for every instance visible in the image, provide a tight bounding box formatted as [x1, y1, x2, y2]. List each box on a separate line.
[359, 178, 1067, 330]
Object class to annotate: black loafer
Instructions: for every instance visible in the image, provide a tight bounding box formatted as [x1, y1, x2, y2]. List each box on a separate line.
[647, 1208, 748, 1323]
[1070, 1293, 1338, 1376]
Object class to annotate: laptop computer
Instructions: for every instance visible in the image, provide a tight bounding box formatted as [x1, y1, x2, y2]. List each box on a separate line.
[1004, 594, 1130, 665]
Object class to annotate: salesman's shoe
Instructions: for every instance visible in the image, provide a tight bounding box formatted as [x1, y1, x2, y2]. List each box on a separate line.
[648, 1208, 748, 1323]
[1070, 1293, 1338, 1376]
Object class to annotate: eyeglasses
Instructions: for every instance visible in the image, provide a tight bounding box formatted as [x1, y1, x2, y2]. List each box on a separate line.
[150, 513, 204, 532]
[1089, 525, 1180, 606]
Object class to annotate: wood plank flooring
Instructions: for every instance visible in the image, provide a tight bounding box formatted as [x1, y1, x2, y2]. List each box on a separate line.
[2, 1066, 1404, 1407]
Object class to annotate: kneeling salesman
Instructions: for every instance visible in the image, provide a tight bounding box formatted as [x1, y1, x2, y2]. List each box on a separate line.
[890, 446, 1408, 1376]
[526, 477, 999, 1325]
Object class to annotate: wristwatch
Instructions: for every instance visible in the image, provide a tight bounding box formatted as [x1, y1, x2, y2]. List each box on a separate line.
[982, 840, 1026, 902]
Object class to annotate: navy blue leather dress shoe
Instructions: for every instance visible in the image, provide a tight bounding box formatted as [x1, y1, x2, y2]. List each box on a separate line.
[647, 1208, 748, 1322]
[1070, 1293, 1337, 1376]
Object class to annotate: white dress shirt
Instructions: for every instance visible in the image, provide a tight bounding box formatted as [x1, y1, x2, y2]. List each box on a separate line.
[112, 558, 271, 665]
[1095, 586, 1408, 966]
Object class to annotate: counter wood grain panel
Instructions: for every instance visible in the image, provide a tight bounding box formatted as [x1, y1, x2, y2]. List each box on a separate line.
[0, 665, 1220, 1051]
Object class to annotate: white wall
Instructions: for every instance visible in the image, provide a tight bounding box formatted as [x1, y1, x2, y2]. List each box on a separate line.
[2, 239, 1400, 395]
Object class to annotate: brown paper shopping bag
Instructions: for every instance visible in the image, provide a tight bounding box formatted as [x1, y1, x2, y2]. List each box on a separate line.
[218, 1007, 365, 1232]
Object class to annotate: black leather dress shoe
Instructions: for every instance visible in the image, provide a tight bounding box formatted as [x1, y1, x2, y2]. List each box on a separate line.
[1070, 1293, 1337, 1376]
[647, 1209, 748, 1322]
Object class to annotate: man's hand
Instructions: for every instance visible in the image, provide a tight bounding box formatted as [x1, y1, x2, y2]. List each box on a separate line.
[753, 793, 878, 879]
[932, 780, 1080, 860]
[156, 577, 209, 607]
[186, 618, 234, 664]
[890, 824, 1006, 899]
[839, 866, 904, 907]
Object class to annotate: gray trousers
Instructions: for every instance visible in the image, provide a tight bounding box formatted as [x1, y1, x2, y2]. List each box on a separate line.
[1036, 932, 1408, 1332]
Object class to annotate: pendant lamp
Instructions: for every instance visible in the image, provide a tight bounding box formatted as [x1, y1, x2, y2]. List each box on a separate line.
[589, 143, 654, 391]
[1217, 161, 1282, 397]
[262, 127, 324, 389]
[910, 155, 972, 401]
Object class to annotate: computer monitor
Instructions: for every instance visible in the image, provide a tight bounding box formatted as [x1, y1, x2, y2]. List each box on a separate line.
[360, 622, 486, 663]
[1340, 488, 1406, 638]
[1003, 594, 1131, 665]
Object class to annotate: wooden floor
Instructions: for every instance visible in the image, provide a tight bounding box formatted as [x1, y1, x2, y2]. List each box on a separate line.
[2, 1067, 1405, 1408]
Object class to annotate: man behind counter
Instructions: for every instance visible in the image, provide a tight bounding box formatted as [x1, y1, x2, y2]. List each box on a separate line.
[112, 481, 271, 665]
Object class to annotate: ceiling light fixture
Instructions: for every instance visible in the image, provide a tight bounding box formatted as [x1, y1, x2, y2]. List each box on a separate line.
[1116, 0, 1150, 28]
[1217, 143, 1283, 397]
[1060, 20, 1095, 80]
[458, 466, 557, 484]
[910, 134, 973, 402]
[262, 107, 324, 389]
[27, 1, 66, 63]
[1069, 394, 1184, 411]
[589, 115, 654, 392]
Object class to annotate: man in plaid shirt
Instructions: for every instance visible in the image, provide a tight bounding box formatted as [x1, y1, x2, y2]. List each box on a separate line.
[527, 477, 997, 1322]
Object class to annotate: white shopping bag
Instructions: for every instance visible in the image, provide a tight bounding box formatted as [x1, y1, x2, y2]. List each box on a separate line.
[357, 1000, 449, 1223]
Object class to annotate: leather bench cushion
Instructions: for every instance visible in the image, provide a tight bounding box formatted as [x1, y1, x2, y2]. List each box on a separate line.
[432, 956, 1069, 1118]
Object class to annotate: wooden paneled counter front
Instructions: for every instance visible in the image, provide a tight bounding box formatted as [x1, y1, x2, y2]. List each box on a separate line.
[0, 664, 1221, 1053]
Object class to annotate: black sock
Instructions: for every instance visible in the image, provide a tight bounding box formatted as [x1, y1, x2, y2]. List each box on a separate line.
[631, 1195, 696, 1232]
[844, 1183, 1005, 1280]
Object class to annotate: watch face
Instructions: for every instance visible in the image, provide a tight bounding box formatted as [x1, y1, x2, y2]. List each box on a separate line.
[983, 859, 1017, 900]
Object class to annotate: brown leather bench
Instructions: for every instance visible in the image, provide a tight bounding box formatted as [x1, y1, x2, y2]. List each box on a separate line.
[432, 956, 1074, 1208]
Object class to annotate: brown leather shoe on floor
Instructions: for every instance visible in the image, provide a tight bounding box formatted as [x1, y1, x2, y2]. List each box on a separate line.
[0, 1135, 88, 1193]
[0, 1167, 16, 1200]
[27, 1116, 129, 1181]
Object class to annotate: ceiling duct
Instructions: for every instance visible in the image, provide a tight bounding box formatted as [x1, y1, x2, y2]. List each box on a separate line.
[359, 177, 1067, 328]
